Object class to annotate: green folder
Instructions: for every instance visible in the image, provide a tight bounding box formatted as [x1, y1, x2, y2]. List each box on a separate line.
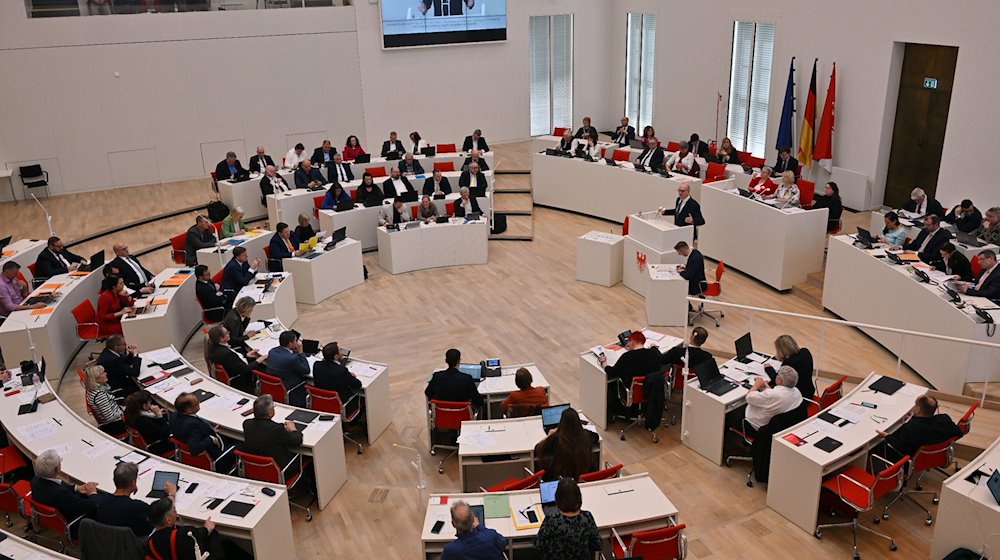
[483, 494, 510, 519]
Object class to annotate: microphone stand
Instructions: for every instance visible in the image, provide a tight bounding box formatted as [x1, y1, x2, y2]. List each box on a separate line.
[392, 443, 427, 490]
[0, 314, 38, 365]
[31, 194, 56, 237]
[209, 223, 224, 269]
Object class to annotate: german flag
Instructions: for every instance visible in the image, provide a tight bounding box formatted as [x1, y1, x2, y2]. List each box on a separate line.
[797, 59, 817, 168]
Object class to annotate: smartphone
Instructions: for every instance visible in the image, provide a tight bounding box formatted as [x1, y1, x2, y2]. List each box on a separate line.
[525, 509, 538, 523]
[185, 482, 199, 494]
[860, 401, 877, 409]
[430, 520, 445, 534]
[207, 498, 224, 510]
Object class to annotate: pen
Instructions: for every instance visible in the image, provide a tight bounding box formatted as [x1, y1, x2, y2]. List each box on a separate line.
[801, 430, 819, 440]
[81, 439, 94, 447]
[52, 417, 62, 426]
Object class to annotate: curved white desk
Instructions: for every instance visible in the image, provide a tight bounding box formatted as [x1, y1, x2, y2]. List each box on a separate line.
[0, 239, 47, 283]
[931, 435, 1000, 559]
[0, 528, 74, 559]
[122, 268, 202, 352]
[0, 373, 293, 560]
[196, 229, 272, 273]
[376, 220, 489, 274]
[139, 347, 347, 510]
[234, 272, 297, 328]
[281, 238, 364, 305]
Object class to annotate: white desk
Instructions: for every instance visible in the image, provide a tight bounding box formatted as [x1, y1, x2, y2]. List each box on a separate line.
[531, 153, 703, 224]
[217, 169, 294, 221]
[576, 231, 624, 287]
[478, 364, 550, 420]
[420, 473, 678, 558]
[823, 235, 1000, 394]
[242, 321, 393, 446]
[457, 414, 600, 493]
[0, 375, 293, 559]
[0, 528, 74, 559]
[646, 265, 688, 327]
[121, 268, 202, 352]
[0, 169, 15, 202]
[578, 331, 684, 430]
[376, 220, 489, 275]
[767, 373, 927, 534]
[234, 272, 297, 328]
[140, 347, 347, 510]
[622, 212, 691, 298]
[930, 435, 1000, 559]
[697, 180, 828, 291]
[338, 151, 495, 179]
[868, 210, 999, 260]
[0, 268, 104, 377]
[0, 239, 47, 283]
[282, 238, 364, 305]
[196, 229, 272, 272]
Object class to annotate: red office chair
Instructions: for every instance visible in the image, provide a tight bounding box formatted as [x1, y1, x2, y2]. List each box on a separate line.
[614, 377, 658, 443]
[971, 256, 983, 278]
[552, 127, 569, 137]
[580, 462, 624, 483]
[666, 141, 681, 153]
[211, 269, 223, 285]
[805, 397, 823, 418]
[0, 481, 31, 529]
[305, 385, 364, 454]
[433, 161, 455, 172]
[313, 196, 324, 219]
[480, 468, 545, 493]
[349, 188, 358, 202]
[726, 417, 757, 487]
[365, 166, 387, 178]
[436, 143, 457, 154]
[170, 437, 236, 475]
[704, 162, 727, 184]
[828, 219, 843, 235]
[0, 445, 28, 483]
[125, 425, 176, 460]
[410, 205, 420, 220]
[213, 363, 246, 392]
[957, 402, 978, 437]
[253, 370, 301, 405]
[445, 202, 455, 217]
[815, 454, 908, 558]
[611, 522, 687, 559]
[796, 163, 804, 177]
[690, 261, 725, 327]
[169, 232, 187, 265]
[621, 216, 629, 235]
[29, 497, 81, 553]
[612, 149, 631, 162]
[798, 179, 815, 209]
[818, 376, 848, 410]
[71, 301, 103, 360]
[744, 155, 765, 169]
[427, 400, 474, 474]
[235, 450, 313, 521]
[881, 438, 958, 525]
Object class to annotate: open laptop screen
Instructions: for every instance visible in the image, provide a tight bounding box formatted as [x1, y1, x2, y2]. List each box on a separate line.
[540, 404, 571, 429]
[457, 363, 482, 381]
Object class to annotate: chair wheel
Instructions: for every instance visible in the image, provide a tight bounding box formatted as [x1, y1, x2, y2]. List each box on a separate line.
[873, 516, 880, 524]
[889, 541, 897, 552]
[4, 519, 11, 528]
[814, 530, 822, 539]
[915, 484, 923, 491]
[430, 449, 437, 456]
[670, 416, 677, 425]
[725, 458, 732, 467]
[357, 445, 363, 454]
[438, 467, 444, 474]
[853, 554, 860, 560]
[746, 479, 753, 488]
[932, 497, 939, 504]
[619, 431, 626, 441]
[925, 517, 933, 526]
[306, 513, 313, 522]
[882, 512, 889, 520]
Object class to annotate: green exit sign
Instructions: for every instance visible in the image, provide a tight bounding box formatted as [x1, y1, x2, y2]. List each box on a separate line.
[923, 77, 938, 89]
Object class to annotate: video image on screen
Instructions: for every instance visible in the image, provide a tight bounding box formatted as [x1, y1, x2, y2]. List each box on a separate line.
[380, 0, 507, 48]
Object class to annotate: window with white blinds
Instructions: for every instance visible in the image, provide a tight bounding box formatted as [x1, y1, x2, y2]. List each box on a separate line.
[727, 21, 774, 157]
[624, 13, 656, 131]
[529, 15, 574, 137]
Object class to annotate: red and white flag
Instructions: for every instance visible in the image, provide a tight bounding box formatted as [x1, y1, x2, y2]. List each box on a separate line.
[814, 63, 836, 173]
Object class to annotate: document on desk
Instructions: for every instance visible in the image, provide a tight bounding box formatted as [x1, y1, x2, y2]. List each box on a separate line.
[603, 481, 634, 496]
[476, 377, 506, 393]
[82, 440, 116, 459]
[246, 321, 266, 332]
[746, 352, 768, 363]
[898, 209, 923, 220]
[829, 403, 866, 424]
[16, 418, 59, 442]
[582, 231, 624, 244]
[648, 264, 681, 279]
[865, 248, 888, 258]
[349, 362, 385, 378]
[146, 347, 183, 365]
[641, 329, 667, 342]
[455, 431, 497, 449]
[42, 442, 73, 457]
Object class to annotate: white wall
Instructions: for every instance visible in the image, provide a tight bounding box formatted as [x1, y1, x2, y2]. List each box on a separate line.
[607, 0, 1000, 208]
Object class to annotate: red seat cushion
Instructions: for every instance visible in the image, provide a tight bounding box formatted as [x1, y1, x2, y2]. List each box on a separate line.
[0, 446, 28, 475]
[822, 465, 875, 510]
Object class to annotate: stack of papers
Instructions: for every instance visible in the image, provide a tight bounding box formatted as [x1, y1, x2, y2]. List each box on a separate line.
[146, 347, 182, 364]
[581, 231, 624, 243]
[455, 431, 497, 449]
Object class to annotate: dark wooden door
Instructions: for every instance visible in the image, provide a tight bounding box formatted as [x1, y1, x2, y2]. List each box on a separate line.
[884, 43, 958, 208]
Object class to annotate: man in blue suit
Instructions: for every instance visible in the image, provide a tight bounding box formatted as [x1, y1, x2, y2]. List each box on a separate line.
[675, 241, 706, 309]
[221, 247, 259, 307]
[169, 392, 236, 473]
[266, 330, 310, 407]
[959, 250, 1000, 299]
[267, 222, 300, 273]
[30, 450, 99, 534]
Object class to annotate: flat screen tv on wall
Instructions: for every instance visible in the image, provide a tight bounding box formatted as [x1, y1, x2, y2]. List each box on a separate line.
[380, 0, 507, 49]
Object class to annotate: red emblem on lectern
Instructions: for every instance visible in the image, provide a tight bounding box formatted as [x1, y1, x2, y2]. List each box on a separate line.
[636, 251, 647, 273]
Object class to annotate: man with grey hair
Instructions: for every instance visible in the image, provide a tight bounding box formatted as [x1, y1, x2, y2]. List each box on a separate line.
[215, 151, 247, 182]
[462, 149, 490, 172]
[248, 145, 275, 174]
[96, 462, 175, 536]
[666, 141, 695, 175]
[441, 500, 506, 559]
[453, 186, 482, 218]
[242, 394, 303, 475]
[184, 215, 217, 266]
[458, 161, 488, 190]
[30, 450, 100, 525]
[742, 365, 803, 433]
[902, 186, 944, 219]
[635, 137, 665, 170]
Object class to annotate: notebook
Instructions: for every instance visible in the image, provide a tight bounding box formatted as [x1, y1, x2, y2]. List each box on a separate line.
[869, 376, 905, 396]
[814, 437, 843, 453]
[220, 501, 255, 518]
[286, 410, 319, 424]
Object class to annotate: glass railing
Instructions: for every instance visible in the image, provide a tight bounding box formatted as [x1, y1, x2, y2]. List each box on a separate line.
[26, 0, 349, 18]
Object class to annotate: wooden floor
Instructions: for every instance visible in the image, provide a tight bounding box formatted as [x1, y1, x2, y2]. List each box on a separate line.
[3, 141, 994, 559]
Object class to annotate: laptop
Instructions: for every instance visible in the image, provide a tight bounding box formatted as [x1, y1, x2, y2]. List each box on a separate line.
[957, 231, 987, 248]
[734, 332, 754, 363]
[468, 186, 487, 199]
[540, 403, 571, 432]
[354, 154, 371, 164]
[363, 196, 382, 208]
[404, 221, 421, 230]
[695, 359, 737, 396]
[25, 292, 55, 306]
[457, 363, 483, 381]
[465, 212, 482, 221]
[325, 227, 347, 251]
[386, 152, 401, 161]
[988, 470, 1000, 506]
[399, 190, 418, 203]
[147, 471, 180, 499]
[420, 147, 436, 157]
[855, 227, 875, 249]
[539, 480, 559, 509]
[617, 329, 632, 347]
[545, 148, 561, 156]
[233, 170, 251, 182]
[334, 199, 355, 212]
[432, 193, 446, 200]
[738, 188, 754, 198]
[88, 250, 105, 271]
[301, 339, 320, 356]
[628, 139, 644, 149]
[435, 216, 450, 224]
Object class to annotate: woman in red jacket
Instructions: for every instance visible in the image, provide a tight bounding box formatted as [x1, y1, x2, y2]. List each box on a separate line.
[96, 274, 135, 337]
[343, 135, 366, 161]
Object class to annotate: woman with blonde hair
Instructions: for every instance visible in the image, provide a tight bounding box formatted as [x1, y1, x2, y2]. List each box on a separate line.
[766, 170, 800, 207]
[222, 296, 258, 351]
[221, 207, 246, 238]
[85, 365, 127, 435]
[763, 334, 814, 399]
[716, 137, 741, 165]
[293, 212, 315, 242]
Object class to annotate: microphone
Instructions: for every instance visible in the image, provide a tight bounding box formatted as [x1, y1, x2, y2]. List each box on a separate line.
[0, 315, 38, 365]
[207, 222, 224, 269]
[31, 194, 56, 238]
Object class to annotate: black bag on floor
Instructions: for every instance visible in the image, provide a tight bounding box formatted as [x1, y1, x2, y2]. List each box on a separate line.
[207, 200, 230, 222]
[491, 213, 508, 234]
